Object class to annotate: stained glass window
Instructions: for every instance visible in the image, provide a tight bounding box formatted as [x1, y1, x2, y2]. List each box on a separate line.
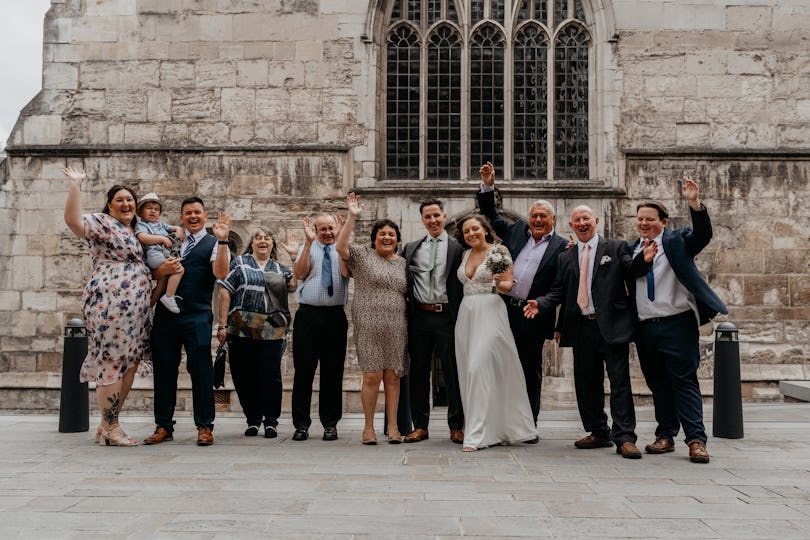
[383, 0, 591, 180]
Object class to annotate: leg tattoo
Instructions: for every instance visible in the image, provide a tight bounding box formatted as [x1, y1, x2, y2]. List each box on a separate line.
[102, 392, 121, 426]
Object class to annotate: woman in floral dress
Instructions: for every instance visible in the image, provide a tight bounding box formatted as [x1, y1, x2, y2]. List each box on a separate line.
[63, 167, 153, 446]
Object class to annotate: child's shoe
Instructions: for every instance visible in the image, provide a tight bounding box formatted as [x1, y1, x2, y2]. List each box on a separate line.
[160, 295, 181, 314]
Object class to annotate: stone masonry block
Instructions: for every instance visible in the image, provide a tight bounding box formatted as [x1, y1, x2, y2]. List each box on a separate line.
[79, 61, 120, 89]
[10, 257, 43, 293]
[0, 291, 21, 311]
[237, 60, 269, 87]
[221, 88, 256, 123]
[118, 61, 160, 89]
[256, 88, 290, 122]
[85, 0, 136, 16]
[196, 60, 236, 88]
[296, 41, 322, 62]
[23, 116, 62, 145]
[743, 275, 789, 306]
[171, 89, 220, 120]
[726, 5, 772, 32]
[160, 61, 195, 87]
[199, 14, 233, 41]
[106, 90, 148, 121]
[124, 123, 162, 144]
[155, 13, 201, 42]
[147, 90, 172, 122]
[188, 122, 230, 145]
[72, 16, 118, 42]
[269, 61, 305, 88]
[43, 63, 78, 90]
[231, 13, 281, 41]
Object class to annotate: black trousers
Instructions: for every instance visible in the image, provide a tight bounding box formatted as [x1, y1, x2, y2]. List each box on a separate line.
[407, 311, 464, 431]
[228, 336, 284, 428]
[637, 310, 706, 443]
[571, 318, 637, 445]
[291, 305, 347, 430]
[505, 302, 547, 424]
[151, 308, 215, 431]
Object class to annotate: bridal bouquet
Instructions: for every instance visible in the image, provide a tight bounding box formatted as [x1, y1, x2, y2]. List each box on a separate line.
[485, 245, 512, 293]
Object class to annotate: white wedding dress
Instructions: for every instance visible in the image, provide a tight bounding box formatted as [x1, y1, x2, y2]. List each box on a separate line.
[455, 249, 538, 449]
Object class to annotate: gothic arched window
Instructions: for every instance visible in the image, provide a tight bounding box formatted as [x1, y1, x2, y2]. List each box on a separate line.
[384, 0, 592, 181]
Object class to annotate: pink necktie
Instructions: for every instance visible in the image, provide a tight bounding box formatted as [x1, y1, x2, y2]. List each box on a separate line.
[577, 244, 590, 311]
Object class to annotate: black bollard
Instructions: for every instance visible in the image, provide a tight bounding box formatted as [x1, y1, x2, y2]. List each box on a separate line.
[712, 322, 743, 438]
[59, 318, 89, 433]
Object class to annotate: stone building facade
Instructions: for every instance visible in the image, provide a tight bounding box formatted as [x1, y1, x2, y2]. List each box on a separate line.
[1, 0, 808, 412]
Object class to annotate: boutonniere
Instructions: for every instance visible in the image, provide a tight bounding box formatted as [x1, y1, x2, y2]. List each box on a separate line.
[599, 255, 612, 266]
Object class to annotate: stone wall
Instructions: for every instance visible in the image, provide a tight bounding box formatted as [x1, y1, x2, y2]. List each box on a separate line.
[1, 0, 808, 411]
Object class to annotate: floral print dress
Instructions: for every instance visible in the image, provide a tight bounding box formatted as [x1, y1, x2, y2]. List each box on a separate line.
[80, 213, 152, 385]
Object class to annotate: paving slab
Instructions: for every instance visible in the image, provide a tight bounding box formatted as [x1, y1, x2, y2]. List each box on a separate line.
[0, 403, 809, 538]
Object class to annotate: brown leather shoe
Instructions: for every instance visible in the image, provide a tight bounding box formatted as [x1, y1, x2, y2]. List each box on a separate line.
[450, 429, 464, 444]
[574, 433, 613, 449]
[403, 428, 429, 443]
[616, 441, 642, 459]
[688, 440, 710, 463]
[645, 436, 675, 454]
[197, 426, 214, 446]
[143, 426, 173, 445]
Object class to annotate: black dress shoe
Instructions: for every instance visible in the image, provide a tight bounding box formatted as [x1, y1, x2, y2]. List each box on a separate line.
[264, 426, 277, 439]
[323, 427, 338, 441]
[292, 428, 309, 441]
[524, 436, 539, 444]
[244, 425, 259, 437]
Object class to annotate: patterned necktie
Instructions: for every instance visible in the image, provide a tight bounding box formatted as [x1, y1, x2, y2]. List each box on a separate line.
[427, 237, 438, 301]
[184, 234, 196, 258]
[322, 245, 334, 297]
[576, 244, 590, 311]
[646, 268, 655, 301]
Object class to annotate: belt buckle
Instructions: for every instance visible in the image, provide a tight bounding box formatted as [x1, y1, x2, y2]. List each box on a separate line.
[433, 303, 443, 313]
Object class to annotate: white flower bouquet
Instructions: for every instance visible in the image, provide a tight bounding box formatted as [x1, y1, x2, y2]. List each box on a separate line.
[485, 245, 512, 293]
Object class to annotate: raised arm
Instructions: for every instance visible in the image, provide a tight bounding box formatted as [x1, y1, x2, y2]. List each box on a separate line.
[335, 193, 361, 261]
[211, 211, 232, 279]
[293, 216, 316, 280]
[63, 167, 86, 238]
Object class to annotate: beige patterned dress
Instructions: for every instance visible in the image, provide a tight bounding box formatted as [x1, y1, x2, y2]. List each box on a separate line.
[345, 244, 408, 375]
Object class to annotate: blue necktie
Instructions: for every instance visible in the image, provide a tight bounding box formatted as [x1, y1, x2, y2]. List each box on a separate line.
[184, 234, 196, 258]
[646, 268, 655, 301]
[322, 245, 334, 296]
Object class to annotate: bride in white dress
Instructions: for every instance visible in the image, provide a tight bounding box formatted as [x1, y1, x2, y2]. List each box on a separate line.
[454, 215, 538, 451]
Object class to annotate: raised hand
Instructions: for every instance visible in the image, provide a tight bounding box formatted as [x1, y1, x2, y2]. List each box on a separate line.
[211, 211, 232, 240]
[523, 299, 539, 319]
[301, 216, 316, 242]
[347, 192, 363, 217]
[566, 234, 576, 249]
[642, 238, 658, 262]
[63, 167, 86, 183]
[681, 176, 700, 209]
[279, 231, 301, 257]
[479, 161, 495, 187]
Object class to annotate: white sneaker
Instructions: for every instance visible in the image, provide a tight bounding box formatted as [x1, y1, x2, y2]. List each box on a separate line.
[160, 295, 181, 314]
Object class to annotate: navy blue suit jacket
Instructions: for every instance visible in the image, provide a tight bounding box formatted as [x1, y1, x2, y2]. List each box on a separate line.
[629, 205, 728, 326]
[477, 189, 567, 339]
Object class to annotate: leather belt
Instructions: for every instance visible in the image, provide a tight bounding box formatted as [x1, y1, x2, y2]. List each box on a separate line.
[504, 296, 527, 308]
[415, 302, 448, 312]
[580, 313, 597, 320]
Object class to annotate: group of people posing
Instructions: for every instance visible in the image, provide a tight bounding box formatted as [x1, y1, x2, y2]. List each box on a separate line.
[63, 160, 727, 463]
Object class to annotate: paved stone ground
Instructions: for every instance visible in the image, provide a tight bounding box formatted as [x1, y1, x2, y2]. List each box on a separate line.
[0, 403, 809, 539]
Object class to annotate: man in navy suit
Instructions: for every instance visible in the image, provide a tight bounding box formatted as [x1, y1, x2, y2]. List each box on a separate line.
[477, 162, 567, 424]
[524, 205, 656, 458]
[631, 177, 728, 464]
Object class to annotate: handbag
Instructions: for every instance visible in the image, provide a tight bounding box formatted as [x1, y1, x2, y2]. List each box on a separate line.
[213, 342, 227, 389]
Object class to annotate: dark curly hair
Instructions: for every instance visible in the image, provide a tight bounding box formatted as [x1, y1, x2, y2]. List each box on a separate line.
[455, 214, 500, 249]
[101, 185, 139, 228]
[370, 219, 401, 251]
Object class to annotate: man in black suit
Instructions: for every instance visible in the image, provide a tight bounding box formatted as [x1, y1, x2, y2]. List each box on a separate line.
[477, 162, 567, 424]
[630, 177, 728, 464]
[401, 199, 465, 444]
[524, 205, 656, 458]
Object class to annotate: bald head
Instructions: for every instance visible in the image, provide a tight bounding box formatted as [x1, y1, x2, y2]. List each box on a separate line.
[569, 205, 599, 243]
[314, 214, 338, 245]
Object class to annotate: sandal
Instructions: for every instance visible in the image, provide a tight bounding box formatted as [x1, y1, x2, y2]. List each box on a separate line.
[362, 429, 377, 445]
[387, 428, 402, 444]
[93, 425, 103, 444]
[102, 426, 137, 447]
[462, 445, 478, 452]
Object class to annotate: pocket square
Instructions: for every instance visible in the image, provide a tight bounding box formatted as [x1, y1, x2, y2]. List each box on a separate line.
[599, 255, 612, 265]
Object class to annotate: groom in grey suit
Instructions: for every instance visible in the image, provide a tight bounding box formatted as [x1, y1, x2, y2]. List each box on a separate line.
[400, 199, 465, 444]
